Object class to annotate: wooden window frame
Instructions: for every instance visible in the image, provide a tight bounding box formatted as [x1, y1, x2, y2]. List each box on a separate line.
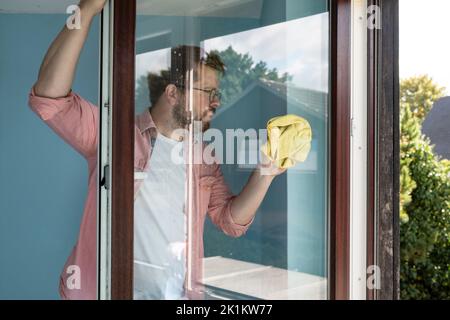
[329, 0, 351, 300]
[108, 0, 362, 300]
[110, 0, 136, 299]
[366, 0, 400, 300]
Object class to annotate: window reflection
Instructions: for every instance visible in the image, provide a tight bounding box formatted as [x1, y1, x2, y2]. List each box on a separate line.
[134, 0, 329, 300]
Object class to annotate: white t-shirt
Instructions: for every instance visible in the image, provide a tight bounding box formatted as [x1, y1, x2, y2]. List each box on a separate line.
[133, 133, 187, 300]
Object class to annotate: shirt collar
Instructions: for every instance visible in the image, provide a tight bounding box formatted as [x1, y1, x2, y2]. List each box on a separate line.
[136, 108, 157, 134]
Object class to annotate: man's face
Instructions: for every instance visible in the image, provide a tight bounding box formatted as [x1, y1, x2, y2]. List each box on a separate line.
[191, 65, 221, 128]
[171, 65, 221, 132]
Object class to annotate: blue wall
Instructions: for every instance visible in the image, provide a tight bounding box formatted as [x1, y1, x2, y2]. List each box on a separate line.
[0, 14, 99, 299]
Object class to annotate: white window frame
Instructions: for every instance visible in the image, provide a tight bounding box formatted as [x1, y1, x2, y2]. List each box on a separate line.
[97, 0, 114, 300]
[350, 0, 368, 300]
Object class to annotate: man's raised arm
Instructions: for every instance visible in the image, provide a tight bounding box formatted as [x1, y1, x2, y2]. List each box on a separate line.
[34, 0, 106, 98]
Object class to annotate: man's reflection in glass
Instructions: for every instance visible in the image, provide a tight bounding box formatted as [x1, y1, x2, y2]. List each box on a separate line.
[133, 45, 286, 299]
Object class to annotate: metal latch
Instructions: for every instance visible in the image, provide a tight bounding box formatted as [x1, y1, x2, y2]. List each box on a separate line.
[100, 165, 110, 190]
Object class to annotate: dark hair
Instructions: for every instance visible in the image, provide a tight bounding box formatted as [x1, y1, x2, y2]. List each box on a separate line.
[147, 45, 225, 106]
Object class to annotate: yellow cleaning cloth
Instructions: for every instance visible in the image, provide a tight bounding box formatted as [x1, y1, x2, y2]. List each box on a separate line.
[261, 114, 312, 169]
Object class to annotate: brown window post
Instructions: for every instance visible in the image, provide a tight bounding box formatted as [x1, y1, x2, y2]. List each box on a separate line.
[111, 0, 136, 300]
[330, 0, 352, 300]
[367, 0, 400, 300]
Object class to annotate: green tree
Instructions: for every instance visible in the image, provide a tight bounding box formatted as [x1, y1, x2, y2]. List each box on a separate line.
[135, 46, 292, 109]
[400, 75, 446, 123]
[210, 46, 292, 106]
[400, 76, 450, 299]
[400, 103, 418, 223]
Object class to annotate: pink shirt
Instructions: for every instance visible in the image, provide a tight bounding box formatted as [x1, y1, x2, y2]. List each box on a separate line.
[28, 87, 254, 300]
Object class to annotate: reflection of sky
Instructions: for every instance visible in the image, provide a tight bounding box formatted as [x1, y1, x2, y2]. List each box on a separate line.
[136, 13, 329, 92]
[136, 48, 170, 81]
[204, 13, 329, 92]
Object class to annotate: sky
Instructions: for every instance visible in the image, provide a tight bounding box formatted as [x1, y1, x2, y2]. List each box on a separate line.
[400, 0, 450, 94]
[136, 1, 450, 96]
[136, 12, 329, 93]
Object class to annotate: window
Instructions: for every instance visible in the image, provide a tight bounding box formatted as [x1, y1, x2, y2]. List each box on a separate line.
[131, 0, 330, 300]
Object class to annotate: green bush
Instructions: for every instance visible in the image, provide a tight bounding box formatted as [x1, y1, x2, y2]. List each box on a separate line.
[400, 76, 450, 300]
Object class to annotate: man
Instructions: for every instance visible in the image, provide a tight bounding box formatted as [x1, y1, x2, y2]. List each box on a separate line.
[29, 0, 284, 300]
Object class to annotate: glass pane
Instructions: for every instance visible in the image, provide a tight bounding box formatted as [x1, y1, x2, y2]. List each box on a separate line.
[134, 0, 329, 300]
[0, 3, 101, 299]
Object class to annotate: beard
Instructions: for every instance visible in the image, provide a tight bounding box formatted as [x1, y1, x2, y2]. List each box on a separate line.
[171, 101, 190, 129]
[172, 101, 212, 132]
[200, 110, 211, 131]
[201, 121, 210, 131]
[198, 106, 215, 131]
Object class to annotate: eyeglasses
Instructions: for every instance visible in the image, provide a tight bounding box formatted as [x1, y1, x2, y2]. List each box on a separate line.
[178, 85, 221, 103]
[192, 88, 221, 103]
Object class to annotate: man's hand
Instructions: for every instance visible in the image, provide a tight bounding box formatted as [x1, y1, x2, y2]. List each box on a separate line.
[258, 152, 287, 177]
[229, 153, 286, 226]
[79, 0, 107, 16]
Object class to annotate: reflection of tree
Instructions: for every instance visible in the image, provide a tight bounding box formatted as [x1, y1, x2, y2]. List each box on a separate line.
[135, 74, 151, 114]
[211, 46, 293, 106]
[135, 46, 293, 111]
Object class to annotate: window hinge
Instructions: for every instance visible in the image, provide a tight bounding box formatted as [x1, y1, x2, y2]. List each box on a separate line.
[101, 165, 110, 190]
[104, 101, 110, 108]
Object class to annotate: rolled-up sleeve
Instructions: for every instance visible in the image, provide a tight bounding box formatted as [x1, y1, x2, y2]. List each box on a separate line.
[28, 86, 98, 159]
[207, 164, 254, 238]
